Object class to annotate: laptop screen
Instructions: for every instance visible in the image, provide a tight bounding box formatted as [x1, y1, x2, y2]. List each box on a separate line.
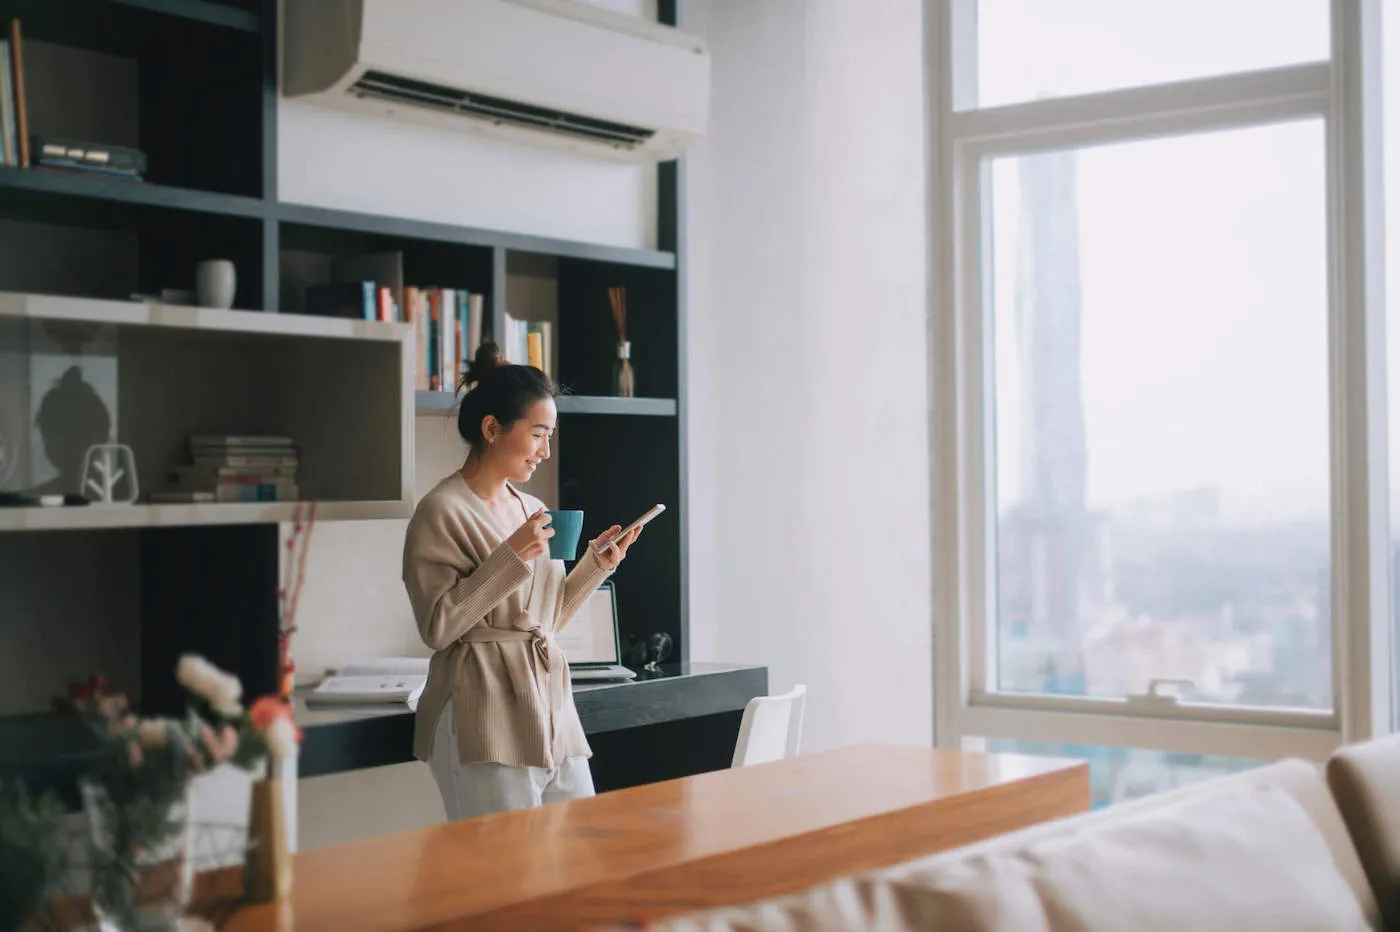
[557, 585, 620, 665]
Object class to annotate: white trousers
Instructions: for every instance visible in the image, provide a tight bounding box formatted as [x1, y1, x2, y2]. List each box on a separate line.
[428, 703, 595, 821]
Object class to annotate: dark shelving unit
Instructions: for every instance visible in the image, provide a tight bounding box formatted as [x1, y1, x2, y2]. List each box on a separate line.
[0, 0, 690, 795]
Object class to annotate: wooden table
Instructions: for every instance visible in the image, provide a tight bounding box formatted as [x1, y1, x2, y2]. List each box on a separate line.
[223, 744, 1089, 931]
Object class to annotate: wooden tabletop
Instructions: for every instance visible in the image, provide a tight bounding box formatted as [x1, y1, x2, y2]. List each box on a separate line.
[224, 744, 1089, 931]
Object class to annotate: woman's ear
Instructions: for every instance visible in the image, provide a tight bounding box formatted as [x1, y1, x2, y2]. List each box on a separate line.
[481, 415, 500, 445]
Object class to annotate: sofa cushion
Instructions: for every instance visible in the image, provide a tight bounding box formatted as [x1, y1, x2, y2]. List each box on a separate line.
[650, 764, 1375, 932]
[1021, 781, 1371, 932]
[647, 855, 1049, 932]
[1329, 733, 1400, 928]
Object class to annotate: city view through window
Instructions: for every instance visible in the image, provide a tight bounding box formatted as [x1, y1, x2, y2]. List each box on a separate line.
[963, 0, 1366, 807]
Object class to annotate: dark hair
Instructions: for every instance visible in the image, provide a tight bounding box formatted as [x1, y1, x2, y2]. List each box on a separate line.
[456, 342, 557, 454]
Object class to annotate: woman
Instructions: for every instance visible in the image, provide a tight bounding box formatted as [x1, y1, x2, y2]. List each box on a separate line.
[402, 343, 641, 820]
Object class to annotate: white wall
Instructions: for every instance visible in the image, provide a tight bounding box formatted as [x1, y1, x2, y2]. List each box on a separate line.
[277, 1, 657, 251]
[683, 0, 934, 753]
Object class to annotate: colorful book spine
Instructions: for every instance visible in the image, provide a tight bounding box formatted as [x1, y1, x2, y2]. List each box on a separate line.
[0, 41, 13, 167]
[10, 19, 27, 168]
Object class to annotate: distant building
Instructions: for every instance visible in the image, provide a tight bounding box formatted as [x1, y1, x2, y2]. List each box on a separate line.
[998, 149, 1106, 692]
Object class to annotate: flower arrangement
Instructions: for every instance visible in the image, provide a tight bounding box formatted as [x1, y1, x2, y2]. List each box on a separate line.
[63, 658, 301, 794]
[61, 656, 303, 928]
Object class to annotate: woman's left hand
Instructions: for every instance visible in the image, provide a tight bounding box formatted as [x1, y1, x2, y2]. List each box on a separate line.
[590, 524, 642, 571]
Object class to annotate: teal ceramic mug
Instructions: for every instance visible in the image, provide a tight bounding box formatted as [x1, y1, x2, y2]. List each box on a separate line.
[545, 510, 585, 561]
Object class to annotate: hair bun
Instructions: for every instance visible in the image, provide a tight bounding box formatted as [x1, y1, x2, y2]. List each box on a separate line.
[459, 342, 508, 392]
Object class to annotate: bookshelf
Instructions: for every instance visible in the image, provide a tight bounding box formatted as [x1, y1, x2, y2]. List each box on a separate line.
[0, 0, 691, 782]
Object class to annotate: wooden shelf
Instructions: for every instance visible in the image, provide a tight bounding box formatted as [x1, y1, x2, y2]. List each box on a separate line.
[278, 202, 677, 270]
[0, 292, 408, 341]
[0, 167, 267, 220]
[416, 391, 676, 417]
[0, 499, 411, 532]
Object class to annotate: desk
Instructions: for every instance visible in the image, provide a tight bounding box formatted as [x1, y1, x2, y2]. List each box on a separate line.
[223, 744, 1090, 931]
[296, 662, 768, 791]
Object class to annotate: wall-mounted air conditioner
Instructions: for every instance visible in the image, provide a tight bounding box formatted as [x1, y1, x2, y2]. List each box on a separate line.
[282, 0, 710, 163]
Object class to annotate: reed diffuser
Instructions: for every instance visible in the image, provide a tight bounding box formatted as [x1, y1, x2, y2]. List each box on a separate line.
[608, 285, 635, 398]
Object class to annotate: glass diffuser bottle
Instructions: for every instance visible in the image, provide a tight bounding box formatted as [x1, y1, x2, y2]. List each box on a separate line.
[608, 285, 636, 398]
[613, 341, 636, 398]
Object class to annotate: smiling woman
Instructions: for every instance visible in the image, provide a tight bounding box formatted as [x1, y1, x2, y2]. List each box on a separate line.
[401, 342, 645, 821]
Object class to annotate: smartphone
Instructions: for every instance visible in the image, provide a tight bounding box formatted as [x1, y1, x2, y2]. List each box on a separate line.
[599, 503, 666, 550]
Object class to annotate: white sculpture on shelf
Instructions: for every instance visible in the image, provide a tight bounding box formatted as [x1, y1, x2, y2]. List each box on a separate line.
[81, 435, 139, 505]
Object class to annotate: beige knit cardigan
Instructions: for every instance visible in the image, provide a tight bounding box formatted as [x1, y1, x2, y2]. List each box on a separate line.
[402, 471, 612, 769]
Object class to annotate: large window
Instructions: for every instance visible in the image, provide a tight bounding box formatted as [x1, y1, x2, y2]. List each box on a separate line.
[990, 122, 1332, 711]
[933, 0, 1391, 772]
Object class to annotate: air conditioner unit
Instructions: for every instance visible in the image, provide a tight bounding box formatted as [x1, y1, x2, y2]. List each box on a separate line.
[282, 0, 710, 163]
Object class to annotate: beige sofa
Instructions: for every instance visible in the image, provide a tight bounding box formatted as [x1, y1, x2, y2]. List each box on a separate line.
[649, 734, 1400, 932]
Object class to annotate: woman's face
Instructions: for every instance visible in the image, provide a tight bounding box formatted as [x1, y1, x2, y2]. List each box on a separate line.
[484, 397, 556, 483]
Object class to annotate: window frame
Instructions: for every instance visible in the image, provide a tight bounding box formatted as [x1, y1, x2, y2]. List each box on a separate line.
[928, 0, 1393, 762]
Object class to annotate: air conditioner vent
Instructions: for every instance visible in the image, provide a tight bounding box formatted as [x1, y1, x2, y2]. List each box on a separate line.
[351, 70, 656, 149]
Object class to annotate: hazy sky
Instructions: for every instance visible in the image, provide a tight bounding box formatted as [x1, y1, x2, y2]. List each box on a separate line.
[975, 1, 1351, 523]
[974, 0, 1328, 109]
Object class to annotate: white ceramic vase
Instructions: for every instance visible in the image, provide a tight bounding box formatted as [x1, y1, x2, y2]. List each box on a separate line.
[195, 259, 236, 309]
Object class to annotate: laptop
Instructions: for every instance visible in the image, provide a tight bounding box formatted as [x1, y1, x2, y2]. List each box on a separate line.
[558, 582, 637, 682]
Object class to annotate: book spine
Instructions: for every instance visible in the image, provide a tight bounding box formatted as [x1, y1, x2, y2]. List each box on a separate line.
[10, 19, 27, 168]
[0, 42, 12, 166]
[427, 288, 439, 390]
[35, 159, 140, 176]
[457, 290, 467, 385]
[440, 288, 455, 391]
[468, 293, 484, 359]
[527, 329, 543, 371]
[415, 290, 429, 391]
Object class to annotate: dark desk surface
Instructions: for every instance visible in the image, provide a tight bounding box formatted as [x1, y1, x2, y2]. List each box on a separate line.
[295, 661, 768, 779]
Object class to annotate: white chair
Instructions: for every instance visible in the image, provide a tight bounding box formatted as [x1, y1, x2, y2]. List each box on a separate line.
[731, 684, 807, 767]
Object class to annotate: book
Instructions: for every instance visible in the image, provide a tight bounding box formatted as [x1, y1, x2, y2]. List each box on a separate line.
[9, 19, 26, 168]
[32, 136, 148, 175]
[331, 251, 403, 324]
[0, 41, 13, 166]
[305, 657, 430, 706]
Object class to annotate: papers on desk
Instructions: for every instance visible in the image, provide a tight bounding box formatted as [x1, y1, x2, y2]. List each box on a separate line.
[305, 657, 429, 706]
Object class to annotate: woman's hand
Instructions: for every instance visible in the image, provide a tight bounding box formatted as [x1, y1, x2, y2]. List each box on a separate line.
[590, 524, 642, 571]
[507, 508, 555, 562]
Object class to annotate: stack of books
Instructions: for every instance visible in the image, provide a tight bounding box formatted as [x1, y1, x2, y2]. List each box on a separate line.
[33, 136, 147, 180]
[150, 434, 299, 504]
